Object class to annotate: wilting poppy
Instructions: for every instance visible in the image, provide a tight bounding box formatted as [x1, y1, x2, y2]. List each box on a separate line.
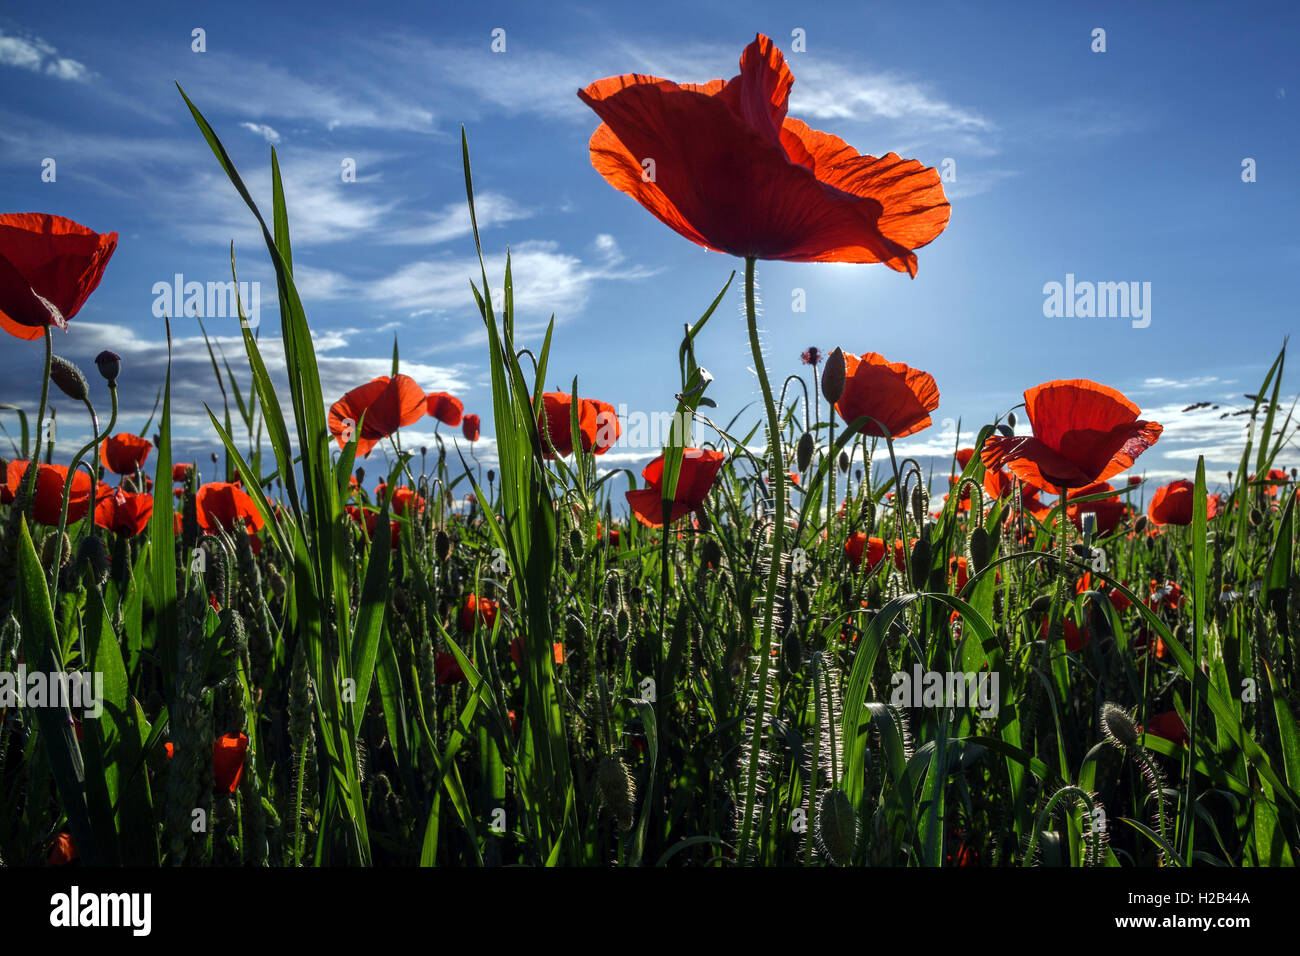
[328, 374, 427, 457]
[981, 380, 1162, 491]
[578, 35, 949, 272]
[538, 392, 621, 458]
[625, 448, 726, 527]
[196, 481, 264, 536]
[426, 391, 464, 427]
[100, 432, 152, 475]
[0, 213, 118, 340]
[462, 414, 481, 442]
[1147, 479, 1219, 526]
[213, 732, 249, 793]
[3, 459, 92, 525]
[94, 486, 153, 538]
[46, 832, 78, 867]
[1066, 482, 1126, 536]
[845, 533, 886, 571]
[460, 593, 498, 632]
[834, 351, 940, 439]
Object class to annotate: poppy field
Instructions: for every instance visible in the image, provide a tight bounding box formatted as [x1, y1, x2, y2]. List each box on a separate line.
[1, 32, 1299, 873]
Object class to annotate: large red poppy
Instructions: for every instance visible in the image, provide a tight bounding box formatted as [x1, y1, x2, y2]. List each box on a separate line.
[625, 448, 726, 527]
[578, 35, 949, 272]
[1147, 479, 1219, 526]
[100, 433, 152, 475]
[3, 459, 92, 525]
[328, 374, 427, 458]
[94, 486, 153, 538]
[426, 391, 464, 427]
[538, 392, 621, 458]
[981, 380, 1162, 491]
[0, 213, 118, 340]
[834, 351, 940, 439]
[196, 481, 264, 535]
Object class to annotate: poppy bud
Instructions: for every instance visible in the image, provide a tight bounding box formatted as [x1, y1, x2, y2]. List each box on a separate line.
[969, 526, 992, 574]
[839, 451, 849, 473]
[695, 507, 712, 534]
[49, 355, 89, 402]
[821, 348, 846, 404]
[1100, 702, 1139, 749]
[909, 535, 931, 585]
[616, 606, 631, 640]
[77, 533, 111, 586]
[597, 754, 636, 831]
[1029, 593, 1052, 615]
[488, 469, 496, 483]
[910, 484, 927, 525]
[434, 528, 451, 562]
[1134, 515, 1149, 534]
[1006, 411, 1017, 429]
[42, 532, 72, 569]
[355, 467, 365, 486]
[94, 350, 121, 385]
[796, 432, 814, 472]
[569, 527, 585, 557]
[700, 538, 722, 569]
[816, 788, 857, 866]
[782, 632, 803, 670]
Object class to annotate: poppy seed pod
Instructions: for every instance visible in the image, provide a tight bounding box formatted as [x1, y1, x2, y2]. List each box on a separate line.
[49, 355, 89, 402]
[822, 348, 846, 404]
[796, 431, 814, 472]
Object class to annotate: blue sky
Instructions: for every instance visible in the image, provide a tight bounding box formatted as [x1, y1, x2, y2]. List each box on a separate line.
[0, 0, 1296, 495]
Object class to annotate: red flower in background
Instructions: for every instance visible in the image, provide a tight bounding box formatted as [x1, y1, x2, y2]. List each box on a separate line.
[1147, 479, 1219, 526]
[578, 35, 949, 272]
[460, 593, 498, 632]
[3, 460, 92, 525]
[346, 505, 399, 549]
[537, 392, 621, 458]
[213, 732, 249, 793]
[328, 374, 427, 457]
[1142, 711, 1189, 745]
[1066, 482, 1126, 536]
[46, 832, 78, 867]
[845, 533, 886, 571]
[625, 448, 726, 527]
[1040, 615, 1088, 652]
[834, 351, 940, 439]
[94, 487, 153, 538]
[435, 652, 466, 685]
[375, 484, 425, 516]
[101, 433, 152, 475]
[426, 391, 464, 427]
[462, 414, 481, 442]
[1248, 468, 1287, 498]
[172, 463, 194, 482]
[0, 213, 117, 340]
[981, 380, 1161, 491]
[196, 481, 264, 536]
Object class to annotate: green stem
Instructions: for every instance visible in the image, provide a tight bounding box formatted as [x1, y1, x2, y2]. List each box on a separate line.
[737, 257, 786, 863]
[19, 327, 54, 514]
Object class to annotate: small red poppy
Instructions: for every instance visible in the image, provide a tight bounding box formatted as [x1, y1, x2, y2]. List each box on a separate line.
[1066, 482, 1126, 536]
[625, 448, 726, 527]
[435, 652, 467, 685]
[834, 351, 940, 439]
[213, 732, 249, 793]
[460, 593, 498, 632]
[196, 481, 264, 536]
[1147, 479, 1219, 526]
[328, 374, 427, 458]
[3, 459, 93, 525]
[426, 391, 464, 427]
[94, 486, 153, 538]
[46, 832, 78, 867]
[537, 392, 621, 458]
[100, 433, 152, 475]
[462, 414, 481, 442]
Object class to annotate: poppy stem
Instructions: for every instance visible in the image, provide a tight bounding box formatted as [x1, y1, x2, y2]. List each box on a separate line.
[20, 327, 54, 518]
[738, 256, 785, 863]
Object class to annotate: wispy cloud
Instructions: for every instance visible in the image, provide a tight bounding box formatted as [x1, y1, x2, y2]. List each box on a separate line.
[0, 30, 91, 82]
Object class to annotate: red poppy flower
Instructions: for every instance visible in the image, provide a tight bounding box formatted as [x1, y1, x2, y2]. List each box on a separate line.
[426, 391, 464, 427]
[834, 351, 940, 439]
[578, 35, 949, 272]
[538, 392, 621, 458]
[1066, 482, 1126, 536]
[510, 636, 566, 668]
[1108, 587, 1134, 613]
[955, 448, 975, 470]
[1249, 468, 1288, 498]
[435, 652, 466, 685]
[1040, 615, 1088, 652]
[949, 555, 969, 590]
[46, 832, 78, 867]
[0, 213, 118, 340]
[4, 459, 93, 525]
[1147, 479, 1219, 526]
[845, 533, 886, 571]
[462, 414, 481, 442]
[94, 486, 153, 538]
[196, 481, 264, 535]
[1141, 711, 1189, 746]
[172, 463, 194, 482]
[346, 505, 399, 549]
[213, 732, 249, 793]
[100, 433, 152, 475]
[375, 484, 425, 517]
[625, 448, 726, 527]
[460, 593, 498, 632]
[327, 374, 427, 458]
[981, 380, 1162, 491]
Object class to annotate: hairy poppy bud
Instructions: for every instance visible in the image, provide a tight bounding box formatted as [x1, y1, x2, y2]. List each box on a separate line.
[1006, 411, 1017, 429]
[1133, 514, 1149, 534]
[969, 527, 992, 574]
[42, 531, 72, 569]
[1100, 702, 1139, 749]
[94, 350, 121, 385]
[796, 432, 814, 473]
[487, 469, 496, 483]
[821, 347, 846, 404]
[569, 527, 585, 558]
[77, 533, 111, 585]
[816, 788, 857, 866]
[434, 528, 451, 562]
[839, 451, 849, 473]
[597, 754, 636, 831]
[1029, 593, 1052, 615]
[49, 355, 89, 402]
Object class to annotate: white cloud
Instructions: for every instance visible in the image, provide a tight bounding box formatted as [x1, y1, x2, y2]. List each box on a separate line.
[0, 31, 91, 83]
[240, 122, 282, 145]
